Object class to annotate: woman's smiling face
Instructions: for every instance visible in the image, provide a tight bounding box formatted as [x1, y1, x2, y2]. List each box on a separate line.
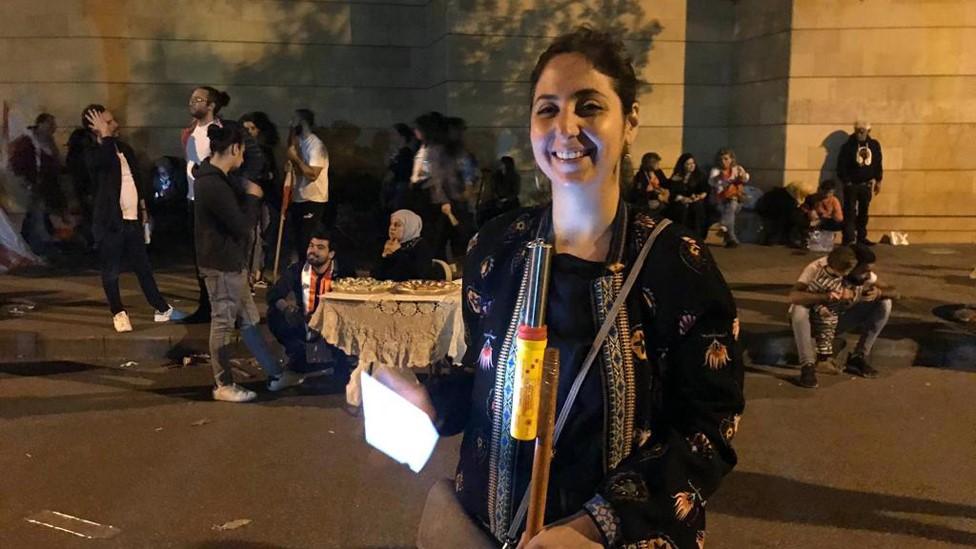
[530, 53, 637, 190]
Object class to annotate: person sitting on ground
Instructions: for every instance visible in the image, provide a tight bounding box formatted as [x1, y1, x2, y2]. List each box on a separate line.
[665, 152, 710, 238]
[372, 209, 437, 281]
[795, 179, 844, 247]
[193, 121, 303, 402]
[789, 244, 896, 389]
[267, 228, 354, 374]
[628, 151, 669, 212]
[708, 147, 750, 248]
[756, 181, 809, 246]
[83, 105, 188, 332]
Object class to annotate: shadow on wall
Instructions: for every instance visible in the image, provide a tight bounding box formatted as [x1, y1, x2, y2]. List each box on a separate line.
[819, 129, 850, 184]
[444, 0, 663, 203]
[88, 1, 663, 258]
[682, 0, 735, 169]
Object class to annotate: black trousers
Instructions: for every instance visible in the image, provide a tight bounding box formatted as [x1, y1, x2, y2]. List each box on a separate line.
[666, 200, 707, 238]
[267, 306, 351, 373]
[100, 221, 168, 315]
[843, 182, 873, 243]
[289, 201, 332, 262]
[187, 201, 211, 315]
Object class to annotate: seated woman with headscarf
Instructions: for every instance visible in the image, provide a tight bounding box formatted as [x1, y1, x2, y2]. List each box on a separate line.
[372, 209, 437, 281]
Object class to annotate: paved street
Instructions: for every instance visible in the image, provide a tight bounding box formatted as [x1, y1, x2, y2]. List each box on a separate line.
[2, 244, 975, 548]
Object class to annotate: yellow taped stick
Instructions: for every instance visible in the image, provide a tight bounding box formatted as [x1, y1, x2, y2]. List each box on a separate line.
[511, 336, 548, 440]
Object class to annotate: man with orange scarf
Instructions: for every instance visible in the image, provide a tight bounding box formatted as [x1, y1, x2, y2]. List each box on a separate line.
[267, 228, 352, 373]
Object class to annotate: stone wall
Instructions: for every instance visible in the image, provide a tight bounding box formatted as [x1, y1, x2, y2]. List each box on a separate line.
[783, 0, 976, 243]
[1, 0, 973, 241]
[0, 0, 430, 185]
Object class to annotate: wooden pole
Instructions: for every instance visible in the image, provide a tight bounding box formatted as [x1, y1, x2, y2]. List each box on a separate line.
[525, 347, 560, 538]
[272, 163, 294, 282]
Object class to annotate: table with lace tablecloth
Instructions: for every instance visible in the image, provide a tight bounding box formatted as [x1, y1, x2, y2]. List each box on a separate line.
[308, 286, 466, 406]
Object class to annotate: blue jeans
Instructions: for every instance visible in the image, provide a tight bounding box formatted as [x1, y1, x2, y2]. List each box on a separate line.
[201, 268, 282, 387]
[791, 299, 892, 366]
[718, 200, 742, 243]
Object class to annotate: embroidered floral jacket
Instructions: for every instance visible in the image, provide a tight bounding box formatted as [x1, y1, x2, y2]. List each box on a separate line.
[427, 204, 745, 548]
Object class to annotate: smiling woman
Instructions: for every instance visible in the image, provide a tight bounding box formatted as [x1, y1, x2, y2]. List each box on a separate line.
[391, 27, 745, 549]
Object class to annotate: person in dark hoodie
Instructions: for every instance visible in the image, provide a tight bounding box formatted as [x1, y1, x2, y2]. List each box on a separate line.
[83, 105, 188, 332]
[193, 121, 302, 403]
[836, 120, 883, 246]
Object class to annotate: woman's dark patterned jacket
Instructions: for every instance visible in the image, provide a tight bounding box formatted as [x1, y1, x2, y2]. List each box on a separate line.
[426, 203, 745, 548]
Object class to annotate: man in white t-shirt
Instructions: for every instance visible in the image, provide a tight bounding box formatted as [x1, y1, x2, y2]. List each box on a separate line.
[286, 109, 331, 262]
[788, 244, 896, 388]
[83, 105, 186, 332]
[180, 86, 230, 323]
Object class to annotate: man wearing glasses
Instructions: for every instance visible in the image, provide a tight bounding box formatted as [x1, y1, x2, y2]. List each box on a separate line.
[180, 87, 266, 323]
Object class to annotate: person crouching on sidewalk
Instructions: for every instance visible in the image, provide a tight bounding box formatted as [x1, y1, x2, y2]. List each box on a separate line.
[266, 228, 355, 375]
[193, 122, 302, 402]
[83, 106, 188, 332]
[789, 245, 895, 388]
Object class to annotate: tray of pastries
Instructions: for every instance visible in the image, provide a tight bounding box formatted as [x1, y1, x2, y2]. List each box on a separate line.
[331, 277, 396, 294]
[392, 279, 461, 296]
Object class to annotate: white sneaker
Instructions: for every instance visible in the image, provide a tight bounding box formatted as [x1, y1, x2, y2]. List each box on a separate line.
[267, 369, 304, 392]
[113, 311, 133, 333]
[212, 384, 257, 403]
[154, 306, 189, 322]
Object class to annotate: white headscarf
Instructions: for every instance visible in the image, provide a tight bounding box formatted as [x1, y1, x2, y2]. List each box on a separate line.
[391, 209, 423, 242]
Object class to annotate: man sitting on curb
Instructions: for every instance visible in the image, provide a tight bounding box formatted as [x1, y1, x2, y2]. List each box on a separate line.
[789, 244, 896, 388]
[267, 229, 353, 376]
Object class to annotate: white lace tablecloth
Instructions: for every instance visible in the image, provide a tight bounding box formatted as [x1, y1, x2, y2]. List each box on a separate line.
[308, 288, 466, 405]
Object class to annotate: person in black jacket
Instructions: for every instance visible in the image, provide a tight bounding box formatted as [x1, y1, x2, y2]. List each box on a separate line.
[239, 111, 281, 286]
[383, 123, 419, 214]
[372, 209, 437, 281]
[83, 106, 187, 332]
[627, 152, 669, 212]
[267, 228, 354, 373]
[193, 122, 301, 403]
[665, 152, 710, 237]
[837, 120, 883, 246]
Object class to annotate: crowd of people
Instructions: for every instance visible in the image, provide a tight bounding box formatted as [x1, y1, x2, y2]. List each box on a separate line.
[624, 119, 884, 251]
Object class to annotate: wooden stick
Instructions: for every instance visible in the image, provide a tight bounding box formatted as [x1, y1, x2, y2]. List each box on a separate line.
[525, 347, 560, 538]
[272, 164, 294, 282]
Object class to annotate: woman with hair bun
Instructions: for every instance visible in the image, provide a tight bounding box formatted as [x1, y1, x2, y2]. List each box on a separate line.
[192, 121, 302, 403]
[384, 27, 744, 548]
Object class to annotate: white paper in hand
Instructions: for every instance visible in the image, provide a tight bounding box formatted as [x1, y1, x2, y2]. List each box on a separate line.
[361, 371, 439, 473]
